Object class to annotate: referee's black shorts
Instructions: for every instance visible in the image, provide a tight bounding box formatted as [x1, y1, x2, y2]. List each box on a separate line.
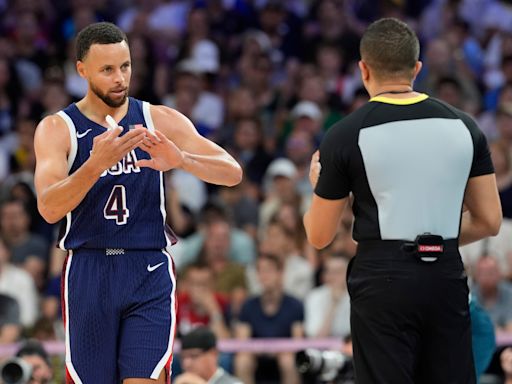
[347, 239, 476, 384]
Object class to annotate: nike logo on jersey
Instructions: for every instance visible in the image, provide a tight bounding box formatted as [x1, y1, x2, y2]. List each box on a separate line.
[76, 129, 92, 138]
[147, 262, 165, 272]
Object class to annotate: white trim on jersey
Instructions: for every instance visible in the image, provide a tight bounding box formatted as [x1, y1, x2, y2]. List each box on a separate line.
[56, 111, 78, 250]
[142, 101, 171, 247]
[64, 251, 84, 383]
[150, 249, 177, 379]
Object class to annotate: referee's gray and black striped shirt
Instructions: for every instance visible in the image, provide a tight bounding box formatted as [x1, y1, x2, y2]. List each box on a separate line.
[315, 94, 494, 242]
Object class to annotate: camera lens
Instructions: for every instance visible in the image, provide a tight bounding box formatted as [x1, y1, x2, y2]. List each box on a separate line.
[1, 361, 24, 383]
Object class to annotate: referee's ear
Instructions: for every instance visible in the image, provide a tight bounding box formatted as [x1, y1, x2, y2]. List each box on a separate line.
[412, 61, 423, 81]
[358, 60, 370, 82]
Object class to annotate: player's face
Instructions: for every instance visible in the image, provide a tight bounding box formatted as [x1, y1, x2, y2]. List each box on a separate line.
[79, 41, 131, 108]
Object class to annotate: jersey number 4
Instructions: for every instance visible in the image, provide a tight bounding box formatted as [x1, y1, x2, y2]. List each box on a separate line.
[104, 185, 129, 225]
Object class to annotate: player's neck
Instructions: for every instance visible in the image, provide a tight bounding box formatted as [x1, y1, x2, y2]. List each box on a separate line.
[77, 92, 129, 126]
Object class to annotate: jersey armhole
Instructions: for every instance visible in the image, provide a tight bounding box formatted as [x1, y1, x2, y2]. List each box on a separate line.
[56, 111, 78, 172]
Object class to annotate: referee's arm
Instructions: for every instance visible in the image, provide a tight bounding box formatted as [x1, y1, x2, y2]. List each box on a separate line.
[459, 174, 502, 246]
[303, 151, 349, 249]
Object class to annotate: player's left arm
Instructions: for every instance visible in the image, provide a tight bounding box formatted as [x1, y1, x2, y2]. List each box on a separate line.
[138, 105, 242, 186]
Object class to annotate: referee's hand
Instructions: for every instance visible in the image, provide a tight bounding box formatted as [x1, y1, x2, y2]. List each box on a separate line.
[309, 150, 321, 189]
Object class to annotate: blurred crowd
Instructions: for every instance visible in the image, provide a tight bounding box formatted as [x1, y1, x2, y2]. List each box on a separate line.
[1, 0, 512, 382]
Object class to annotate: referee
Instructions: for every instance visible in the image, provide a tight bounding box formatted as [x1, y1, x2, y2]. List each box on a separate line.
[304, 18, 502, 384]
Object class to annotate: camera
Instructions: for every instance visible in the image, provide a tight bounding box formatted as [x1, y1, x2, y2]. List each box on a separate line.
[296, 349, 354, 384]
[0, 358, 32, 384]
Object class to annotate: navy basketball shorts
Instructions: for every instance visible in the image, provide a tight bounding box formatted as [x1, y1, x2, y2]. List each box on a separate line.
[61, 248, 176, 383]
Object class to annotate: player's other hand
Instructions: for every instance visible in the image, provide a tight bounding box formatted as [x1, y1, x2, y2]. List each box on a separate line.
[89, 126, 146, 174]
[136, 129, 185, 171]
[309, 150, 321, 189]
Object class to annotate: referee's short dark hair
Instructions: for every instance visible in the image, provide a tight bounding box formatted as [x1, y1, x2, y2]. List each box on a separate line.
[76, 22, 128, 61]
[360, 18, 420, 80]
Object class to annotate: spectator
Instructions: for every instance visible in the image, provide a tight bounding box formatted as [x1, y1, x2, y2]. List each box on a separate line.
[0, 236, 38, 327]
[0, 199, 48, 289]
[15, 339, 53, 384]
[175, 203, 256, 271]
[473, 256, 512, 332]
[304, 252, 351, 338]
[0, 293, 21, 343]
[177, 263, 230, 339]
[248, 218, 313, 300]
[175, 327, 242, 384]
[234, 253, 303, 384]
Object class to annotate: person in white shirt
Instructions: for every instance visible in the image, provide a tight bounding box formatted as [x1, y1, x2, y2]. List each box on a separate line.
[0, 237, 38, 327]
[304, 252, 351, 338]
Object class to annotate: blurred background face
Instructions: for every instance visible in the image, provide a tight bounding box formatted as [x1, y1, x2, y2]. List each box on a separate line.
[22, 354, 52, 384]
[228, 88, 257, 119]
[0, 201, 30, 237]
[180, 348, 216, 380]
[475, 257, 502, 291]
[322, 257, 348, 289]
[501, 347, 512, 376]
[285, 131, 315, 165]
[203, 221, 231, 260]
[497, 112, 512, 141]
[256, 257, 282, 291]
[186, 267, 213, 305]
[234, 119, 261, 151]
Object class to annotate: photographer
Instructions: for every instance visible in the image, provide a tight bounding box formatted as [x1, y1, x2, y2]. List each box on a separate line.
[1, 339, 53, 384]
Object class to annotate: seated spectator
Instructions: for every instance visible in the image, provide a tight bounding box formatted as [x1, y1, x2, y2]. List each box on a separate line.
[0, 293, 21, 343]
[15, 339, 53, 384]
[174, 203, 256, 270]
[174, 326, 242, 384]
[473, 256, 512, 332]
[177, 263, 230, 339]
[234, 253, 303, 384]
[0, 198, 48, 289]
[304, 252, 351, 338]
[247, 218, 313, 300]
[0, 237, 38, 327]
[460, 218, 512, 280]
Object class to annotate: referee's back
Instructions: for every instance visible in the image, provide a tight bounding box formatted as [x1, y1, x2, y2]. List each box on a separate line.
[315, 93, 494, 242]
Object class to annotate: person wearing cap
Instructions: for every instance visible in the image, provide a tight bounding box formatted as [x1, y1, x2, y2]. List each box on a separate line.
[304, 18, 502, 383]
[174, 327, 242, 384]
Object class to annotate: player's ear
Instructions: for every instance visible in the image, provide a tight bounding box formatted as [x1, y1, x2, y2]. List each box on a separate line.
[76, 61, 86, 78]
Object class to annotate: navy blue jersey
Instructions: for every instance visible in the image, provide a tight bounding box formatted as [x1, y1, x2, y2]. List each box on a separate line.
[57, 98, 172, 250]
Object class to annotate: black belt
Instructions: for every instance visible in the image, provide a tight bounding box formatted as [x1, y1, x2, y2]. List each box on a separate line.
[358, 238, 458, 252]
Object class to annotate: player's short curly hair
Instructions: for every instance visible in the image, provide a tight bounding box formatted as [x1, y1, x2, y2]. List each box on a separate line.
[76, 22, 128, 61]
[360, 18, 420, 80]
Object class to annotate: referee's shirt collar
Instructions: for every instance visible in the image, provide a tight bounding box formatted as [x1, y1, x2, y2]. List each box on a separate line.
[370, 93, 429, 105]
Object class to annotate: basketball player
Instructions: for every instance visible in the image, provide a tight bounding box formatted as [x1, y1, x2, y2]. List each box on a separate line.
[34, 23, 242, 384]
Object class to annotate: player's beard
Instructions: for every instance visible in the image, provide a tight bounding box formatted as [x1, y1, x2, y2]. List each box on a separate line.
[90, 82, 129, 108]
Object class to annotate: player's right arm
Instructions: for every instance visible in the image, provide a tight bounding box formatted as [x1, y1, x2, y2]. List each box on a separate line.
[34, 115, 146, 223]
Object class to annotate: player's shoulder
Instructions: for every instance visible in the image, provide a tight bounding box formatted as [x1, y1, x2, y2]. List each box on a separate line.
[148, 103, 196, 137]
[35, 113, 71, 138]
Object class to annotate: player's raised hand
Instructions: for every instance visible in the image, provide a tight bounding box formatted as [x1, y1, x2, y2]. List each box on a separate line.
[88, 126, 146, 174]
[136, 129, 185, 171]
